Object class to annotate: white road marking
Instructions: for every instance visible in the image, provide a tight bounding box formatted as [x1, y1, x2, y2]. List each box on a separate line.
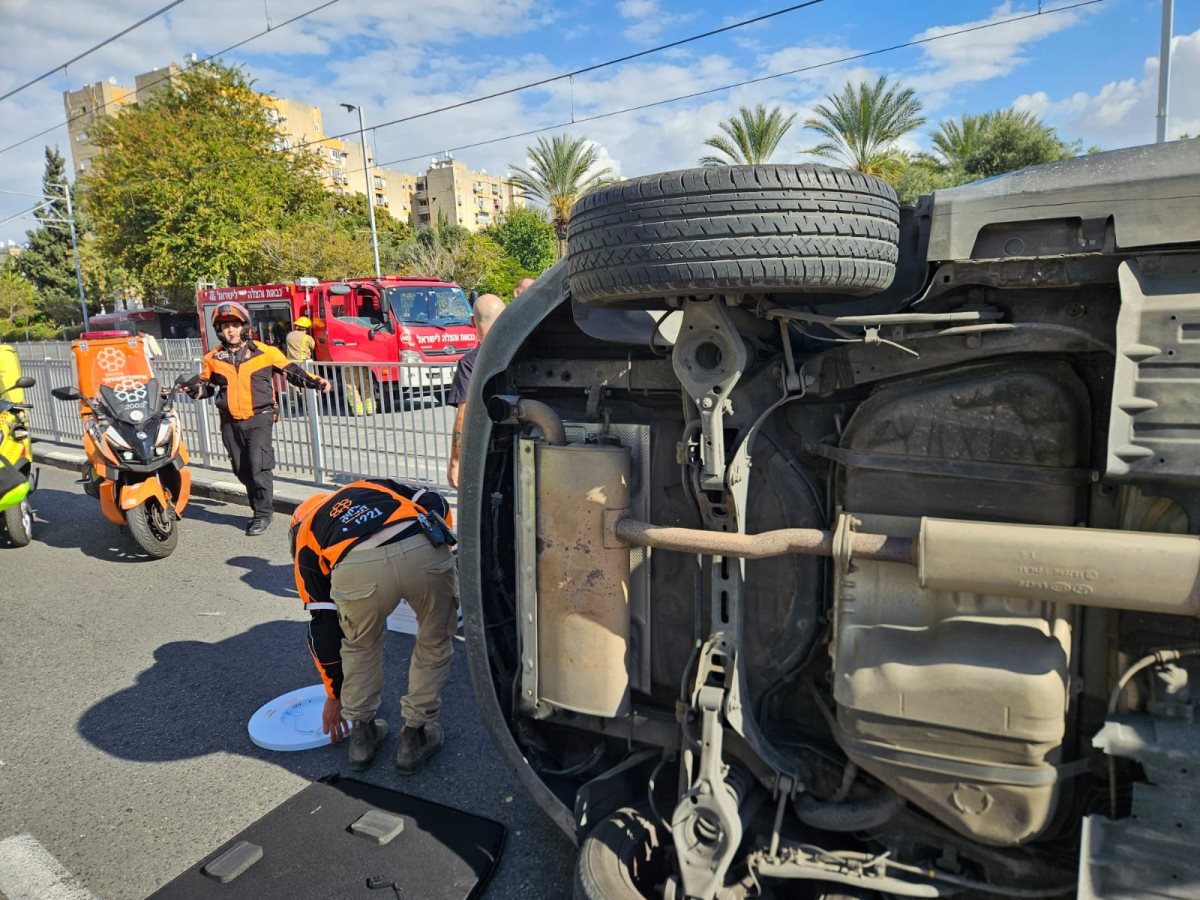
[0, 834, 99, 900]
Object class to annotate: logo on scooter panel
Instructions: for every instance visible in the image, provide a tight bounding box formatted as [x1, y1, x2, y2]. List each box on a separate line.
[329, 498, 352, 518]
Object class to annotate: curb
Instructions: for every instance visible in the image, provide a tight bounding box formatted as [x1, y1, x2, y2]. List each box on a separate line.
[31, 441, 328, 515]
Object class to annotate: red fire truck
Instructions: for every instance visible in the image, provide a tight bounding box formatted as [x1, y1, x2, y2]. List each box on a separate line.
[195, 276, 478, 400]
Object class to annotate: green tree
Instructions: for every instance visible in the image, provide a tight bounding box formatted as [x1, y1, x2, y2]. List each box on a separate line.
[509, 134, 614, 253]
[483, 207, 556, 272]
[957, 109, 1080, 179]
[925, 112, 992, 173]
[894, 158, 958, 205]
[801, 76, 925, 182]
[385, 226, 507, 293]
[0, 269, 39, 339]
[476, 254, 536, 300]
[254, 217, 376, 281]
[700, 103, 797, 167]
[83, 60, 327, 306]
[897, 109, 1084, 204]
[14, 147, 89, 324]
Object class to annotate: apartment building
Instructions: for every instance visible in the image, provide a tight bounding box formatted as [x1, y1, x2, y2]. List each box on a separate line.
[62, 78, 138, 177]
[414, 156, 523, 230]
[62, 63, 523, 230]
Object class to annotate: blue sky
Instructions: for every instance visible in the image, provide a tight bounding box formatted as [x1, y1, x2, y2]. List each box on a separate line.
[1, 0, 1198, 246]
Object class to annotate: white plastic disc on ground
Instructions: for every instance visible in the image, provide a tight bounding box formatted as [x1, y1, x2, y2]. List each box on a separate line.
[247, 684, 331, 751]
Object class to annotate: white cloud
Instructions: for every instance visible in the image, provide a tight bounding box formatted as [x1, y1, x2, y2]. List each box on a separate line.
[1012, 28, 1200, 148]
[615, 0, 692, 44]
[906, 1, 1089, 108]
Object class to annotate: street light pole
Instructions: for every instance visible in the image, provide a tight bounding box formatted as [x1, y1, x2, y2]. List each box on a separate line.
[342, 103, 382, 277]
[1156, 0, 1174, 143]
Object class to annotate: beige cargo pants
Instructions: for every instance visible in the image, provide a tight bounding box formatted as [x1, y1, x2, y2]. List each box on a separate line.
[331, 533, 459, 727]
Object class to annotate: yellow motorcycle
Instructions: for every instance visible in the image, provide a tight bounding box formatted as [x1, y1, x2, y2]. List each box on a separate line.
[0, 344, 37, 547]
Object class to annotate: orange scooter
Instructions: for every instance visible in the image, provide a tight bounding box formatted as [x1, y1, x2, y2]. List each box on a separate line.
[51, 332, 192, 558]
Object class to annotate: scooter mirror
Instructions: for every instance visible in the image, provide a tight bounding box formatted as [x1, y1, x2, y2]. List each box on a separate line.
[0, 376, 36, 395]
[51, 385, 83, 401]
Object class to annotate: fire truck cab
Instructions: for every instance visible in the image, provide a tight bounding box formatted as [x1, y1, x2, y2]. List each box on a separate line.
[196, 276, 478, 398]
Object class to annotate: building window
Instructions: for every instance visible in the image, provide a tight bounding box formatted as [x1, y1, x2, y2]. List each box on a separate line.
[373, 176, 383, 190]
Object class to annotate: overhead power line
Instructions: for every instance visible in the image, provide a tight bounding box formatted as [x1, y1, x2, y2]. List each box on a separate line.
[70, 0, 829, 194]
[369, 0, 1105, 172]
[319, 1, 825, 147]
[39, 0, 1105, 199]
[0, 0, 189, 104]
[0, 0, 340, 158]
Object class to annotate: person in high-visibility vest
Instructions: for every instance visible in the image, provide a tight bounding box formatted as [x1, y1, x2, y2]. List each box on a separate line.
[182, 302, 331, 535]
[285, 316, 315, 361]
[291, 478, 458, 774]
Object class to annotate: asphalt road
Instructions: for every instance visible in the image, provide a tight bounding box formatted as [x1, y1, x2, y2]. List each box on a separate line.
[0, 466, 575, 899]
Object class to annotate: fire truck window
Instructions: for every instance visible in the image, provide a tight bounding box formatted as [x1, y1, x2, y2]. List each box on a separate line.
[359, 292, 384, 326]
[412, 293, 434, 321]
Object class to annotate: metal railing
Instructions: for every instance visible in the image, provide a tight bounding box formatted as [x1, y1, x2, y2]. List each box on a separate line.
[14, 339, 205, 362]
[18, 350, 460, 492]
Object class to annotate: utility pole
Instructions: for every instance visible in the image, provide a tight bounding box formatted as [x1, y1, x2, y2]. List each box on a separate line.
[341, 103, 382, 278]
[1156, 0, 1174, 143]
[60, 182, 90, 330]
[36, 181, 90, 330]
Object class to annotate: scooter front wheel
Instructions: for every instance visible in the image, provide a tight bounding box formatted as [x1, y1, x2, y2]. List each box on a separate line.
[126, 497, 178, 558]
[2, 497, 33, 547]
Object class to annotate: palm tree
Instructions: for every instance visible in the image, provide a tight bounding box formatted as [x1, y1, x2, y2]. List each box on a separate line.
[801, 76, 925, 182]
[926, 112, 991, 173]
[509, 134, 614, 253]
[926, 109, 1046, 174]
[699, 104, 797, 167]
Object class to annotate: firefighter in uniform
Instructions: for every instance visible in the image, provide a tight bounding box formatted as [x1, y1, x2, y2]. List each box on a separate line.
[184, 302, 331, 535]
[291, 479, 459, 774]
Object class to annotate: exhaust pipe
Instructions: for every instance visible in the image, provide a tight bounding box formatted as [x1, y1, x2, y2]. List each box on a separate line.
[612, 514, 1200, 618]
[486, 394, 566, 445]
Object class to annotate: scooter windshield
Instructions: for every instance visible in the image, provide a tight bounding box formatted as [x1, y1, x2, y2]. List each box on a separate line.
[97, 377, 162, 424]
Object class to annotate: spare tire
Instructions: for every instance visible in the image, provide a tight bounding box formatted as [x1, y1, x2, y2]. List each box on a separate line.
[567, 165, 899, 305]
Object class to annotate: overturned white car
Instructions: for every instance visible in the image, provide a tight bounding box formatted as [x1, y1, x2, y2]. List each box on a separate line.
[459, 141, 1200, 899]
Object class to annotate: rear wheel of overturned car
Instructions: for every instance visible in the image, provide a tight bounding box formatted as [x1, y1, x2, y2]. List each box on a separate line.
[574, 806, 665, 900]
[2, 497, 33, 546]
[567, 165, 900, 305]
[126, 497, 178, 558]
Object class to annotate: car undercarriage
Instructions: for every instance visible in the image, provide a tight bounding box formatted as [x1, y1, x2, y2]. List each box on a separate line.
[459, 141, 1200, 899]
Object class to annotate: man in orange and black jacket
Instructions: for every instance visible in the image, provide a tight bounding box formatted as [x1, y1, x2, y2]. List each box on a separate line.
[291, 478, 458, 775]
[184, 302, 331, 535]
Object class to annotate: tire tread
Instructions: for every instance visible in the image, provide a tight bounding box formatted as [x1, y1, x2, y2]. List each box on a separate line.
[567, 164, 900, 303]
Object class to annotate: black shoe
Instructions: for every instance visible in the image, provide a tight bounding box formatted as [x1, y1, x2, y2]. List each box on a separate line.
[246, 517, 272, 536]
[348, 718, 388, 772]
[394, 722, 443, 775]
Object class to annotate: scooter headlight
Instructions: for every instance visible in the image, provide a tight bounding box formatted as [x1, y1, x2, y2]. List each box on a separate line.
[154, 421, 174, 456]
[104, 425, 131, 450]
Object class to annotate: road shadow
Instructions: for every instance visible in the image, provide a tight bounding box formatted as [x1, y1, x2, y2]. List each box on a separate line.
[26, 486, 169, 563]
[187, 496, 251, 530]
[76, 621, 455, 789]
[226, 554, 298, 599]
